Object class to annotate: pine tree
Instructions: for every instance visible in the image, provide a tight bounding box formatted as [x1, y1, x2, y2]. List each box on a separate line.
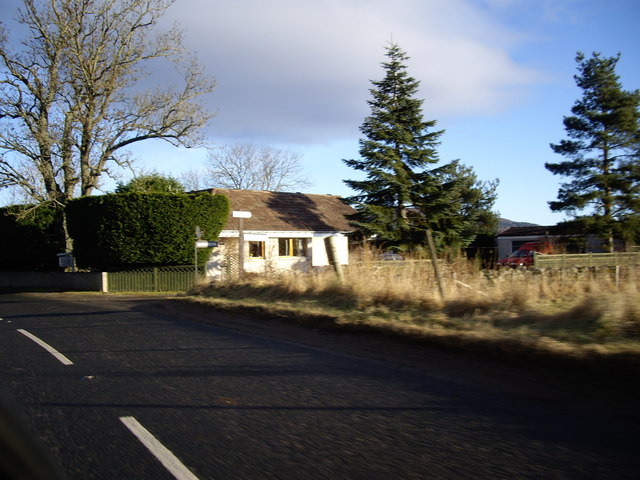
[343, 42, 497, 250]
[343, 42, 443, 246]
[546, 52, 640, 251]
[412, 161, 498, 250]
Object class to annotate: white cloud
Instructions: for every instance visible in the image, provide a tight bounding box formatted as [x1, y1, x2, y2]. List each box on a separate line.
[1, 0, 545, 145]
[166, 0, 545, 144]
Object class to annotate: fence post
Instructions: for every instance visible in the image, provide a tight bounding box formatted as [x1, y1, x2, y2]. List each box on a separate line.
[153, 267, 159, 292]
[426, 229, 445, 299]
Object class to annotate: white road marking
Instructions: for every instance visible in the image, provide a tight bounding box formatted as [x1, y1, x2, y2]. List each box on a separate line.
[120, 416, 200, 480]
[17, 329, 74, 366]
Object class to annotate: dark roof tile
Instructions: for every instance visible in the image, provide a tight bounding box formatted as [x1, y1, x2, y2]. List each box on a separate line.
[202, 188, 356, 232]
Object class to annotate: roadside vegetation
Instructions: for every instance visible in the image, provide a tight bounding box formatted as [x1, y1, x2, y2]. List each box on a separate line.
[187, 248, 640, 366]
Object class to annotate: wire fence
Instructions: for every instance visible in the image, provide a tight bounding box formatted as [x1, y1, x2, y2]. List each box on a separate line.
[106, 265, 205, 292]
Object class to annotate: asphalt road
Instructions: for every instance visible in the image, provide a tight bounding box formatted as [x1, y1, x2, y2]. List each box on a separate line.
[0, 292, 638, 479]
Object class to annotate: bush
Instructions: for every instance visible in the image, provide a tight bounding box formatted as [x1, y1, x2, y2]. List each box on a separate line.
[0, 205, 63, 270]
[66, 192, 229, 269]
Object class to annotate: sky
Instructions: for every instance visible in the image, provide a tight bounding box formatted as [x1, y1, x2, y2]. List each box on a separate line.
[1, 0, 639, 225]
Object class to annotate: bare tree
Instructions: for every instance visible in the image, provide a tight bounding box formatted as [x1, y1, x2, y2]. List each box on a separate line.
[205, 144, 310, 191]
[0, 0, 215, 247]
[179, 168, 208, 191]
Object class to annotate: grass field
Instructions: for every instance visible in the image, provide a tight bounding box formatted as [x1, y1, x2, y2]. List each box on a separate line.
[187, 248, 640, 365]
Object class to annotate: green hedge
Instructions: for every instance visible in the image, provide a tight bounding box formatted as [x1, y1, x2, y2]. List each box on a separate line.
[0, 205, 63, 271]
[0, 205, 64, 270]
[66, 192, 229, 269]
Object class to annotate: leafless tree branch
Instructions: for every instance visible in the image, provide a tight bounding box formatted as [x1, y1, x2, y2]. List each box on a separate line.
[0, 0, 215, 208]
[203, 144, 311, 192]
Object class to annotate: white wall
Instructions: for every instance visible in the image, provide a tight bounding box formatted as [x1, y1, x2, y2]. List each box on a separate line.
[311, 235, 348, 266]
[205, 231, 348, 279]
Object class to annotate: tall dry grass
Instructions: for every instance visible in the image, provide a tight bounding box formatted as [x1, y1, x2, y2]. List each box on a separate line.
[189, 247, 640, 353]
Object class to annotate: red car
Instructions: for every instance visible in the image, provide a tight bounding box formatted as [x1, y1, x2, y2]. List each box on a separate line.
[498, 241, 553, 268]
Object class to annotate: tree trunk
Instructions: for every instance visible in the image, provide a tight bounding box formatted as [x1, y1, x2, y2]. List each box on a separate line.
[54, 207, 74, 270]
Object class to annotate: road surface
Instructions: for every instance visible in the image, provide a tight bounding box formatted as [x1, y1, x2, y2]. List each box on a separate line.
[0, 292, 638, 479]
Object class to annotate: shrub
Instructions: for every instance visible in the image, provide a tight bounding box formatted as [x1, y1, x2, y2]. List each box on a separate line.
[0, 205, 63, 270]
[66, 192, 229, 269]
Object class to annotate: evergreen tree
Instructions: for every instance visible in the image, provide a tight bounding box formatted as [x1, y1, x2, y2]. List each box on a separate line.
[115, 173, 184, 194]
[343, 42, 497, 250]
[343, 43, 443, 245]
[546, 52, 640, 251]
[412, 161, 498, 250]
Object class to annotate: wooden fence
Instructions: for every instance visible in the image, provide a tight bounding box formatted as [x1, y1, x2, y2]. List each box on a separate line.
[534, 252, 640, 269]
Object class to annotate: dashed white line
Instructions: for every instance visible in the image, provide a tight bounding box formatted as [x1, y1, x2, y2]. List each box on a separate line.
[16, 329, 74, 366]
[120, 416, 200, 480]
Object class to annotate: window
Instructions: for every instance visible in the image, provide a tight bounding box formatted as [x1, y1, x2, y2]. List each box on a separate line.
[278, 238, 307, 257]
[248, 241, 265, 258]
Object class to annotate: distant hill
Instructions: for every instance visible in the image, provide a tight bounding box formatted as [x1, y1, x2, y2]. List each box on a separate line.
[498, 218, 539, 233]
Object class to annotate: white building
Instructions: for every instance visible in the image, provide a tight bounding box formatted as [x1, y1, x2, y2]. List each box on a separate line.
[201, 189, 356, 280]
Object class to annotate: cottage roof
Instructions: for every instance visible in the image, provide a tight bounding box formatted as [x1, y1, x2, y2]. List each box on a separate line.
[204, 188, 356, 232]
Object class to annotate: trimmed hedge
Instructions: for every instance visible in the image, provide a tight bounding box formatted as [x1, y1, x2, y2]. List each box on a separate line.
[0, 205, 63, 271]
[66, 192, 229, 269]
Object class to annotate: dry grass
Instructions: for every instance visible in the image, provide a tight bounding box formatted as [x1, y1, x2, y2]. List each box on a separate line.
[187, 248, 640, 361]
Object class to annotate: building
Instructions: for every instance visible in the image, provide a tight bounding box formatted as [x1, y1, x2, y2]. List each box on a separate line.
[496, 225, 619, 259]
[201, 189, 356, 280]
[496, 226, 559, 260]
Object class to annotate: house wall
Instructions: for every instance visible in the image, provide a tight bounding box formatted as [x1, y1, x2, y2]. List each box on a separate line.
[497, 234, 618, 259]
[205, 231, 348, 280]
[310, 236, 348, 266]
[497, 236, 541, 259]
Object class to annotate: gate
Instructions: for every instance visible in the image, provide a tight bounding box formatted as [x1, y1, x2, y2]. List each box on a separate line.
[106, 266, 205, 292]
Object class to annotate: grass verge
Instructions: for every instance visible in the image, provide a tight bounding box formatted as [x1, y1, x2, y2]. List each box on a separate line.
[185, 256, 640, 375]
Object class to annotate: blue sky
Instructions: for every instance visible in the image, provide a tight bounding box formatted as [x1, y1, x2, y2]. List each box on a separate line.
[2, 0, 639, 225]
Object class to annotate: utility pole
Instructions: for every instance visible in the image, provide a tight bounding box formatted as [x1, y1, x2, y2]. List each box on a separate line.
[426, 229, 445, 299]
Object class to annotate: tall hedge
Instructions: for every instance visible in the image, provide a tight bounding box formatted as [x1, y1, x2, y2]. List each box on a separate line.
[66, 192, 229, 269]
[0, 205, 63, 271]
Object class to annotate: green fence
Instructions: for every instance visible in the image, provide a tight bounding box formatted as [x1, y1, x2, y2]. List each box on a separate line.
[534, 252, 640, 269]
[106, 266, 205, 292]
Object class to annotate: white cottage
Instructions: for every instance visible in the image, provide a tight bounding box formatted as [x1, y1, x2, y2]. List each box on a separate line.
[201, 189, 356, 280]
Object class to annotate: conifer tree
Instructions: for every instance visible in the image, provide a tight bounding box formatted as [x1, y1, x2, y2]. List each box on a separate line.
[343, 43, 443, 245]
[546, 52, 640, 251]
[412, 161, 498, 249]
[343, 42, 497, 250]
[115, 173, 185, 194]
